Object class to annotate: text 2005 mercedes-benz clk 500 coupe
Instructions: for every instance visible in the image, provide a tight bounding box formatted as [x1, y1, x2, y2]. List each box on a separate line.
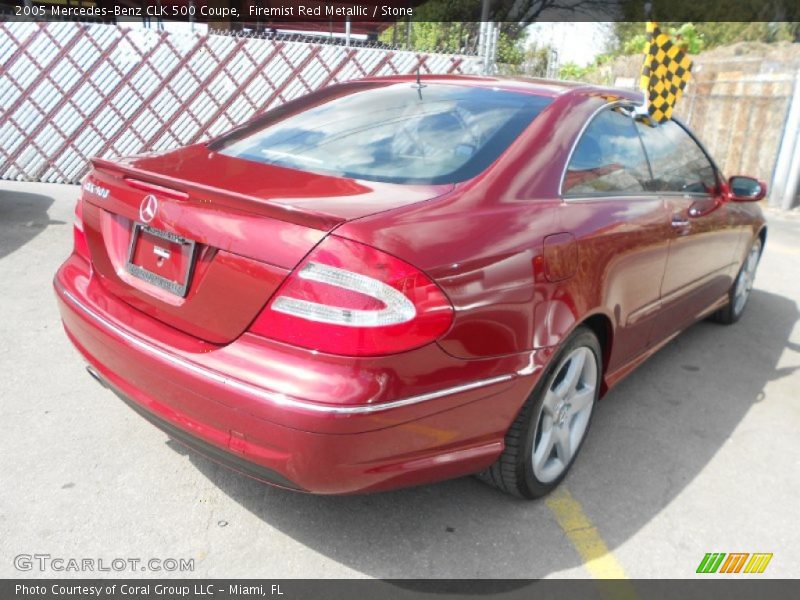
[55, 76, 766, 498]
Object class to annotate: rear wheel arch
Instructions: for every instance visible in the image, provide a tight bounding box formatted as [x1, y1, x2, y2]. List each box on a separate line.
[579, 313, 614, 396]
[478, 324, 603, 498]
[757, 225, 767, 251]
[531, 310, 614, 394]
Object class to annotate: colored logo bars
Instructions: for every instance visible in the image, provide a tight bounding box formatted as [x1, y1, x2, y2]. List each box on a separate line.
[696, 552, 773, 574]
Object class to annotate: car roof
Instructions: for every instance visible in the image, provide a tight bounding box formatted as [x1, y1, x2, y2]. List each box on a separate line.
[355, 74, 644, 103]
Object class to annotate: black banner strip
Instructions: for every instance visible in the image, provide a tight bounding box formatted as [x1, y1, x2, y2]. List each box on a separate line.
[2, 0, 800, 24]
[3, 579, 800, 600]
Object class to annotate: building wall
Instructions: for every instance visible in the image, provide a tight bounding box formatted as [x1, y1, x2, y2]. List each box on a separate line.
[677, 56, 797, 184]
[583, 44, 800, 205]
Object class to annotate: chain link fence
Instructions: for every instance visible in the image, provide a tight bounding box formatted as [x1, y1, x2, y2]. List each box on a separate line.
[0, 21, 482, 184]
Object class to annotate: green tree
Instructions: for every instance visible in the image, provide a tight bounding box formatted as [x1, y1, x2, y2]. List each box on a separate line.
[380, 21, 527, 65]
[699, 22, 800, 46]
[379, 1, 627, 64]
[610, 21, 799, 56]
[559, 62, 592, 80]
[500, 42, 556, 77]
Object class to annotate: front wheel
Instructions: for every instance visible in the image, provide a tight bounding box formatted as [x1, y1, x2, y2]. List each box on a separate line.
[477, 326, 602, 499]
[714, 237, 762, 325]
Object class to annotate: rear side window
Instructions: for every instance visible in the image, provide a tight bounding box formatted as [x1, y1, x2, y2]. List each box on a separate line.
[634, 119, 718, 194]
[217, 83, 552, 185]
[563, 107, 651, 196]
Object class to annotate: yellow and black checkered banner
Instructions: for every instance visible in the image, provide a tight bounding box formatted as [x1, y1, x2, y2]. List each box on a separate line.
[640, 22, 693, 123]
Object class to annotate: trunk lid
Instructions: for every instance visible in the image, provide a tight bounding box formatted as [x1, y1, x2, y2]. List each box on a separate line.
[81, 144, 452, 344]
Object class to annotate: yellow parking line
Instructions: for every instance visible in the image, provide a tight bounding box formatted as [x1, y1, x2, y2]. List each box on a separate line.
[546, 486, 638, 598]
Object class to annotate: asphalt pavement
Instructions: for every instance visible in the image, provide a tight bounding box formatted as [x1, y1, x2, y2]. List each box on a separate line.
[1, 180, 798, 579]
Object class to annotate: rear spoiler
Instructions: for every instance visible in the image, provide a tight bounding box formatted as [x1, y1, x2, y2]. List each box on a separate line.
[91, 157, 344, 231]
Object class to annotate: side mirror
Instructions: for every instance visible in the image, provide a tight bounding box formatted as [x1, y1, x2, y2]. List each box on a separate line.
[728, 176, 766, 202]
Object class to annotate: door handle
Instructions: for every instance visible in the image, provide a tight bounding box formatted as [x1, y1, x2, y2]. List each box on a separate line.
[671, 215, 690, 227]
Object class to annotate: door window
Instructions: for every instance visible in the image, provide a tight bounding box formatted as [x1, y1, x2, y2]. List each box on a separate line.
[563, 107, 651, 196]
[635, 118, 718, 194]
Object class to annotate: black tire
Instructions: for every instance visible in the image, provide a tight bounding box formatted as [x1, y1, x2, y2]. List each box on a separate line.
[713, 237, 762, 325]
[477, 326, 602, 499]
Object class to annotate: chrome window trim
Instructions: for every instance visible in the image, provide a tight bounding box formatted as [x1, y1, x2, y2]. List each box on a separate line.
[564, 193, 661, 203]
[58, 284, 519, 416]
[564, 191, 714, 203]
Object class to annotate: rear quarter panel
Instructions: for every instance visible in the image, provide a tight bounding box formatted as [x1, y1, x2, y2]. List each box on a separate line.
[335, 92, 621, 360]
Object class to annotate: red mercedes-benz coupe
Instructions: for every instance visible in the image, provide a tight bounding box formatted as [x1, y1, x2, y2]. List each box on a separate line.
[55, 76, 766, 498]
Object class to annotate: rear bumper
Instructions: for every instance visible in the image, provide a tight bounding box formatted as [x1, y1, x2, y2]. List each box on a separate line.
[54, 253, 545, 493]
[95, 370, 302, 490]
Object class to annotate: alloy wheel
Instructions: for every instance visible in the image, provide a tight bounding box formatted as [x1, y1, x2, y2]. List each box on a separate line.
[733, 241, 761, 316]
[532, 346, 598, 483]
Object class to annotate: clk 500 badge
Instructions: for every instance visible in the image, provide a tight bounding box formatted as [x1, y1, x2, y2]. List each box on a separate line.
[82, 181, 109, 199]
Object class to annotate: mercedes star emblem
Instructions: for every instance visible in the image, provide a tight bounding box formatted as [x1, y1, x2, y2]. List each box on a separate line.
[139, 194, 158, 223]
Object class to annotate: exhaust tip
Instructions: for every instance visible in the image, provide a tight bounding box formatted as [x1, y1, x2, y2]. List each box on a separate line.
[85, 365, 108, 389]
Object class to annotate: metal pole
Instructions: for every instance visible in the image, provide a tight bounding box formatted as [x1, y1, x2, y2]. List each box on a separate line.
[482, 23, 488, 74]
[548, 48, 559, 79]
[780, 133, 800, 211]
[772, 70, 800, 209]
[479, 0, 492, 73]
[482, 23, 494, 75]
[345, 17, 351, 47]
[482, 22, 498, 75]
[490, 22, 499, 74]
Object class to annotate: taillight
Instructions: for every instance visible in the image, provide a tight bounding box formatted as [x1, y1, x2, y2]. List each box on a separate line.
[73, 197, 90, 261]
[249, 236, 453, 356]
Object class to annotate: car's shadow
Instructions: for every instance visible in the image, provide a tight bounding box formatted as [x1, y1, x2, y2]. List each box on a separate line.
[173, 288, 797, 578]
[0, 189, 64, 260]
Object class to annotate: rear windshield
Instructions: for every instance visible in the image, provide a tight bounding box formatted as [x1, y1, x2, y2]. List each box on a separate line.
[216, 83, 552, 185]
